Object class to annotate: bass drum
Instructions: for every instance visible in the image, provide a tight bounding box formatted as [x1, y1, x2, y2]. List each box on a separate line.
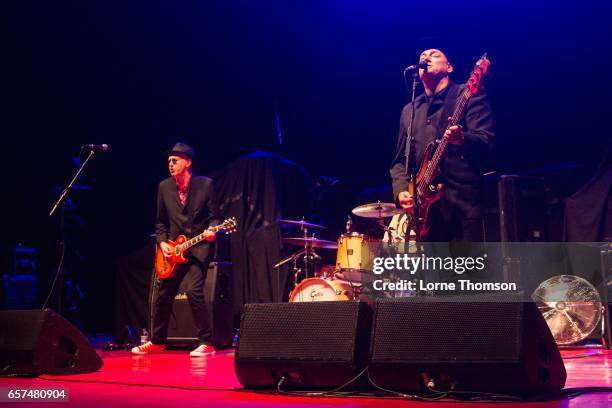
[289, 278, 355, 302]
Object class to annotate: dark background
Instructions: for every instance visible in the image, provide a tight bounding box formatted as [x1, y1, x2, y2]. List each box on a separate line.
[1, 1, 610, 332]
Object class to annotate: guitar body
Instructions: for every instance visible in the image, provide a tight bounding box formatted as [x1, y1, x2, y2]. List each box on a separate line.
[155, 235, 189, 279]
[154, 217, 237, 280]
[407, 142, 444, 238]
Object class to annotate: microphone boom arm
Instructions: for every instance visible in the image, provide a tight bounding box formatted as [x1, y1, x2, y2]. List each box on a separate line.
[49, 149, 96, 217]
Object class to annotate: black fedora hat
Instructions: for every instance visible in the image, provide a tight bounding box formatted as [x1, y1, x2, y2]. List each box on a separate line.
[165, 142, 195, 160]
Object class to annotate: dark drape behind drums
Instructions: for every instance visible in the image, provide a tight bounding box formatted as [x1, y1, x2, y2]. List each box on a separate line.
[211, 152, 314, 318]
[564, 140, 612, 242]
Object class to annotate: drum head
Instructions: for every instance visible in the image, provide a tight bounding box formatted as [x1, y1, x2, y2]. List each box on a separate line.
[289, 278, 353, 302]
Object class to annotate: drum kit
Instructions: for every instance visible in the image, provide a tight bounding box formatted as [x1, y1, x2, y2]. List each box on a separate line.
[278, 201, 403, 303]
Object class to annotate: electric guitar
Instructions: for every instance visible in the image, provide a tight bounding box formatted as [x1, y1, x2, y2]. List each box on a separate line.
[155, 217, 237, 279]
[407, 54, 491, 238]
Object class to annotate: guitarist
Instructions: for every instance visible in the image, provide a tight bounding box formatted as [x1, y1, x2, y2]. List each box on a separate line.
[390, 49, 494, 242]
[132, 142, 221, 357]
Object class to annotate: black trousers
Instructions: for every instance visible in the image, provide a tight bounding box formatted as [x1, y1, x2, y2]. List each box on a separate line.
[151, 260, 212, 345]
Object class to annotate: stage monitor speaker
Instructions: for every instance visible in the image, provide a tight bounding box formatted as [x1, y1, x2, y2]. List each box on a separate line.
[369, 297, 566, 396]
[163, 261, 234, 348]
[235, 301, 372, 390]
[499, 175, 548, 242]
[0, 309, 102, 376]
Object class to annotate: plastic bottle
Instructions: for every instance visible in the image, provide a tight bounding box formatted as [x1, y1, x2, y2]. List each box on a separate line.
[140, 328, 150, 345]
[232, 329, 240, 348]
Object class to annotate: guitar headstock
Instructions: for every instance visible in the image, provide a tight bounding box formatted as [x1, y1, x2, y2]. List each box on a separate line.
[466, 53, 490, 96]
[220, 217, 238, 234]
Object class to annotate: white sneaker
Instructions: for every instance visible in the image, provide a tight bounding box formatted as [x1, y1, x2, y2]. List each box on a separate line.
[131, 341, 165, 355]
[190, 344, 215, 357]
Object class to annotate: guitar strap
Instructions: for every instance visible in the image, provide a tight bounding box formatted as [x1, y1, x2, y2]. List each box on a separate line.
[403, 82, 464, 175]
[435, 83, 464, 140]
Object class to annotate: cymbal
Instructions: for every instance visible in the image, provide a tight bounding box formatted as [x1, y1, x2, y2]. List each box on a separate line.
[279, 219, 325, 229]
[352, 202, 402, 218]
[283, 237, 337, 249]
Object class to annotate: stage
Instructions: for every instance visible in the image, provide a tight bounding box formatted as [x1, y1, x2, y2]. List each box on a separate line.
[1, 348, 611, 407]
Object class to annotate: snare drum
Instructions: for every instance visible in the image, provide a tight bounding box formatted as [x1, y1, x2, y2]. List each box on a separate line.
[335, 233, 377, 283]
[289, 278, 355, 302]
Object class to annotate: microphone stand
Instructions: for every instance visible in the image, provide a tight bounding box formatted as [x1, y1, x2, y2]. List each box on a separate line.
[401, 67, 431, 295]
[404, 69, 421, 244]
[46, 148, 96, 316]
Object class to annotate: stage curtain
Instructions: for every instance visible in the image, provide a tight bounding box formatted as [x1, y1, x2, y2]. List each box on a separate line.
[565, 141, 612, 242]
[211, 151, 313, 317]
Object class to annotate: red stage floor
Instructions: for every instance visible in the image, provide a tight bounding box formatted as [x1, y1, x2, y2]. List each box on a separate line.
[1, 348, 611, 407]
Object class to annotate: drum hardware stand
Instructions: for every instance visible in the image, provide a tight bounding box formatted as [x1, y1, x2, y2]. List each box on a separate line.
[274, 240, 321, 289]
[276, 219, 311, 290]
[346, 215, 353, 234]
[346, 278, 358, 301]
[274, 249, 307, 269]
[300, 221, 312, 279]
[274, 249, 306, 288]
[383, 226, 398, 255]
[342, 215, 357, 298]
[292, 258, 302, 290]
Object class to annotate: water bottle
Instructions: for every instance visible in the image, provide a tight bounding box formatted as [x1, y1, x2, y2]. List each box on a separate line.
[140, 328, 149, 345]
[232, 329, 240, 348]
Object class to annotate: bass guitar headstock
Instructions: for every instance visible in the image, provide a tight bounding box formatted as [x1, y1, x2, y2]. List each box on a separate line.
[466, 53, 490, 96]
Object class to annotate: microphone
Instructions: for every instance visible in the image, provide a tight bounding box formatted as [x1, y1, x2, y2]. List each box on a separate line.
[404, 61, 429, 72]
[82, 144, 110, 152]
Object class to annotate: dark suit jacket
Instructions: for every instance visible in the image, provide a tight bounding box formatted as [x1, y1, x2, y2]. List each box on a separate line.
[155, 174, 220, 263]
[390, 81, 494, 220]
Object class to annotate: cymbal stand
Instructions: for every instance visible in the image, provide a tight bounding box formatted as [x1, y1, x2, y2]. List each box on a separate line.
[274, 248, 306, 288]
[373, 200, 390, 237]
[303, 245, 321, 278]
[300, 222, 311, 279]
[292, 257, 302, 289]
[298, 222, 322, 280]
[373, 203, 394, 249]
[274, 249, 306, 269]
[382, 225, 397, 251]
[275, 218, 328, 291]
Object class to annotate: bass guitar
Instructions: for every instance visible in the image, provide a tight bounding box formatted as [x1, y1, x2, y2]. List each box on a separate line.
[155, 217, 237, 279]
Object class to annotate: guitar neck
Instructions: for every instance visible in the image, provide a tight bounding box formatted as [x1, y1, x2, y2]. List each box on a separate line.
[182, 225, 223, 251]
[417, 87, 472, 197]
